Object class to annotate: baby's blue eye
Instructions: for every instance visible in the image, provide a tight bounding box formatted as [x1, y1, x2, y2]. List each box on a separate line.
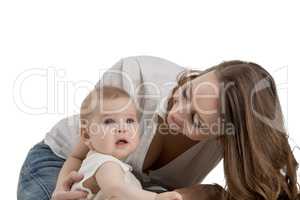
[104, 118, 115, 124]
[126, 118, 135, 124]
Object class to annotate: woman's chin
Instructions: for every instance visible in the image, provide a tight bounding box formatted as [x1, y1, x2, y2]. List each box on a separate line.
[184, 132, 209, 141]
[168, 128, 183, 135]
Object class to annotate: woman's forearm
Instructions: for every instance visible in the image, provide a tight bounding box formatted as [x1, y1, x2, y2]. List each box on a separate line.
[55, 156, 83, 190]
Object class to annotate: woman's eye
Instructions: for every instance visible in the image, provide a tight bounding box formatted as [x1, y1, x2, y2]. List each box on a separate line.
[126, 118, 135, 124]
[192, 114, 202, 128]
[103, 118, 115, 124]
[173, 98, 179, 104]
[182, 88, 188, 99]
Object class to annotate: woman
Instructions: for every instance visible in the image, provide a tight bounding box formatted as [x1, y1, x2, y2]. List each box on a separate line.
[18, 56, 299, 200]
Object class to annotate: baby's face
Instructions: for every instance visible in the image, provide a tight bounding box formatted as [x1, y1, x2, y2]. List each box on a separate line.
[87, 97, 140, 160]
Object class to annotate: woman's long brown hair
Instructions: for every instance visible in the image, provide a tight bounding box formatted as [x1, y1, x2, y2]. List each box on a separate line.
[214, 61, 299, 200]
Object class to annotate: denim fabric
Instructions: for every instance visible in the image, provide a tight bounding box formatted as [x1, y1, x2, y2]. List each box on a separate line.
[17, 141, 65, 200]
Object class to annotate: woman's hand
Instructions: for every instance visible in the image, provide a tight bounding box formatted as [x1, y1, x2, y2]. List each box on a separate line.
[155, 191, 182, 200]
[51, 171, 88, 200]
[174, 184, 226, 200]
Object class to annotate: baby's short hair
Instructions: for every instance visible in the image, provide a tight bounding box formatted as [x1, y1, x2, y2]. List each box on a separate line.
[80, 86, 137, 124]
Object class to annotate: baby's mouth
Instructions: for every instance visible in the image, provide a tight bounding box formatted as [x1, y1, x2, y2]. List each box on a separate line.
[115, 139, 129, 146]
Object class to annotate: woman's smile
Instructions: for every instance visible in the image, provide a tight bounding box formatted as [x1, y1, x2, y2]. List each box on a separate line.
[169, 114, 184, 129]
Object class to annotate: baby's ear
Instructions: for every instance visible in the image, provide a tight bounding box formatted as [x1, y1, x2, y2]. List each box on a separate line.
[80, 127, 91, 146]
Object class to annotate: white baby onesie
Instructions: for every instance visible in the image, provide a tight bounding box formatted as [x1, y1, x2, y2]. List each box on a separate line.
[71, 151, 143, 200]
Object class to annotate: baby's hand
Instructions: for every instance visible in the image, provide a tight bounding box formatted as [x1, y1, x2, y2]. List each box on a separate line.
[155, 191, 182, 200]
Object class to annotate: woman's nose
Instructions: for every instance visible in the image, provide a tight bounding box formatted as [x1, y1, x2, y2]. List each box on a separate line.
[170, 105, 187, 116]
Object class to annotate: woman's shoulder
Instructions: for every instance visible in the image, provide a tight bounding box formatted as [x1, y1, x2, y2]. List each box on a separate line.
[132, 56, 185, 80]
[113, 55, 185, 81]
[95, 56, 185, 97]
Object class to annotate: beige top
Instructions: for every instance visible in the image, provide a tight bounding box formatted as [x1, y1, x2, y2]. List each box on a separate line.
[44, 55, 223, 190]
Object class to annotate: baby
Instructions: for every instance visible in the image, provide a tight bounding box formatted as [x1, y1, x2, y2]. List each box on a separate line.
[71, 86, 182, 200]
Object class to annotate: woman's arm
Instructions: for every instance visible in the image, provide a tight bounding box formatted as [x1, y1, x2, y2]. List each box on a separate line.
[55, 139, 89, 190]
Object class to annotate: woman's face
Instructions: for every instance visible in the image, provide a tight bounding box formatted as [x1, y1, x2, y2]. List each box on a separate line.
[167, 70, 220, 141]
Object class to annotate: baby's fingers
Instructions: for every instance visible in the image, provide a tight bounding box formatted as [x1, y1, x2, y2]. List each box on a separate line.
[51, 190, 88, 200]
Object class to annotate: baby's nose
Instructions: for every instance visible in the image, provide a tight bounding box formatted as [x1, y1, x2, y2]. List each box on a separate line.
[116, 124, 127, 133]
[117, 128, 126, 133]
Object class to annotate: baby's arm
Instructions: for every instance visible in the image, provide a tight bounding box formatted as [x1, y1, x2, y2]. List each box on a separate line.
[55, 139, 89, 190]
[95, 161, 157, 200]
[95, 162, 182, 200]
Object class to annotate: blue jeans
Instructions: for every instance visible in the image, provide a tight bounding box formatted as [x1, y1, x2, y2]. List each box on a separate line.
[17, 141, 65, 200]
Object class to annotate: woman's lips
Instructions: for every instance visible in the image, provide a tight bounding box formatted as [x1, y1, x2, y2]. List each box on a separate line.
[170, 115, 184, 128]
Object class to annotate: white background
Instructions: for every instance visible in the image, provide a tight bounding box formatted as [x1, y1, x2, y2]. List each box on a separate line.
[0, 0, 299, 198]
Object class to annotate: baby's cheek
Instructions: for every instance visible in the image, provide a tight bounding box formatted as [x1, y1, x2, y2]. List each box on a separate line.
[92, 136, 113, 153]
[131, 135, 140, 149]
